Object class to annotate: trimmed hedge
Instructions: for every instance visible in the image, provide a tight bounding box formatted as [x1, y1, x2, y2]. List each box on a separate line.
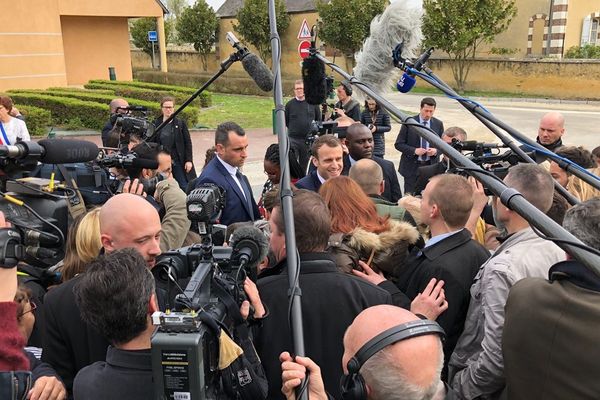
[8, 89, 199, 127]
[7, 93, 108, 130]
[17, 105, 52, 137]
[47, 87, 116, 96]
[132, 70, 297, 97]
[87, 80, 212, 107]
[83, 83, 207, 108]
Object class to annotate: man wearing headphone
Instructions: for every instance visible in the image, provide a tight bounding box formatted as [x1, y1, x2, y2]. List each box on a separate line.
[280, 305, 456, 400]
[332, 82, 361, 122]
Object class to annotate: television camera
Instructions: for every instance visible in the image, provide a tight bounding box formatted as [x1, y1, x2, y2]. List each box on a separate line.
[151, 183, 268, 400]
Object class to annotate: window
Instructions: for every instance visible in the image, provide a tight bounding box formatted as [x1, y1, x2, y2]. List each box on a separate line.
[591, 19, 599, 44]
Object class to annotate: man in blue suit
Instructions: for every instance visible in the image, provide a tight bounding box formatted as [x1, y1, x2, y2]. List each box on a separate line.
[195, 121, 259, 226]
[394, 97, 445, 195]
[295, 134, 344, 192]
[341, 123, 402, 203]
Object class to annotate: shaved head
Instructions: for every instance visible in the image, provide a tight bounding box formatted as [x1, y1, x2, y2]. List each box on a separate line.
[100, 194, 162, 268]
[349, 158, 383, 195]
[343, 305, 443, 398]
[538, 112, 565, 146]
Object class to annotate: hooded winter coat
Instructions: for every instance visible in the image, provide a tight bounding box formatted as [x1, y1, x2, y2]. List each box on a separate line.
[327, 219, 420, 278]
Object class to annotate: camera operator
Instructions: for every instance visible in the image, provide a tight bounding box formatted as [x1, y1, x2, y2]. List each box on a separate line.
[331, 81, 361, 122]
[101, 99, 129, 147]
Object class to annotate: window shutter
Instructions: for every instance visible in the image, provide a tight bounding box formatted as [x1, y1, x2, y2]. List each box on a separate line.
[581, 15, 592, 46]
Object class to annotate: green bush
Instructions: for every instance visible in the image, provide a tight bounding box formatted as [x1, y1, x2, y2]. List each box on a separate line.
[87, 80, 212, 107]
[7, 93, 108, 130]
[8, 89, 199, 127]
[133, 70, 298, 97]
[83, 83, 205, 108]
[564, 44, 600, 59]
[17, 105, 52, 137]
[47, 87, 116, 96]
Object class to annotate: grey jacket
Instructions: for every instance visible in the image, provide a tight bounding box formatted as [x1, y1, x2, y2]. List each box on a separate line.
[448, 228, 565, 399]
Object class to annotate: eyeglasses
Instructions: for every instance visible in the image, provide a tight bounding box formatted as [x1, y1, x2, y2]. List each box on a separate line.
[17, 299, 36, 318]
[162, 106, 174, 109]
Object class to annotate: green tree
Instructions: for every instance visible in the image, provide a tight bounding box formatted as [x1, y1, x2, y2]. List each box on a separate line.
[130, 17, 173, 59]
[166, 0, 186, 18]
[234, 0, 290, 63]
[317, 0, 386, 70]
[423, 0, 517, 92]
[177, 1, 219, 71]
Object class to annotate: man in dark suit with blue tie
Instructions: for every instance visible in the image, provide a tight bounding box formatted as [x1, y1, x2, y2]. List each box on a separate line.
[194, 121, 259, 226]
[395, 97, 445, 194]
[341, 123, 402, 203]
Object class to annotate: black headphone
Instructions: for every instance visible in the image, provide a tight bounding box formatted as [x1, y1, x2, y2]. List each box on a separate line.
[341, 81, 353, 96]
[339, 319, 445, 400]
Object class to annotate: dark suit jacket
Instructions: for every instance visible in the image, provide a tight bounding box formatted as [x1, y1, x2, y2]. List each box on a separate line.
[152, 117, 197, 181]
[342, 154, 402, 202]
[395, 229, 490, 377]
[195, 157, 259, 226]
[256, 253, 392, 400]
[394, 115, 444, 177]
[414, 161, 448, 196]
[295, 170, 322, 192]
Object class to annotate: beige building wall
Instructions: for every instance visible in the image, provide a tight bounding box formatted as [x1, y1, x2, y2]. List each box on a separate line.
[61, 16, 133, 85]
[478, 0, 550, 57]
[563, 0, 600, 51]
[0, 0, 68, 90]
[58, 0, 164, 17]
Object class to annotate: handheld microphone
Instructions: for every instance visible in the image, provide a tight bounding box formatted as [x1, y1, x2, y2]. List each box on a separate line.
[302, 54, 328, 105]
[458, 140, 504, 151]
[24, 230, 61, 246]
[0, 139, 99, 164]
[396, 72, 416, 93]
[25, 246, 59, 260]
[229, 225, 269, 280]
[226, 32, 274, 92]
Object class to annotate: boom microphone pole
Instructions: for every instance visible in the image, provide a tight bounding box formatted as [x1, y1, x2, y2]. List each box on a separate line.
[268, 2, 308, 400]
[403, 63, 580, 205]
[310, 51, 600, 275]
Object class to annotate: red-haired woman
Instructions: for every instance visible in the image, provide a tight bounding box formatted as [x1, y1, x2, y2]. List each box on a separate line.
[319, 176, 419, 279]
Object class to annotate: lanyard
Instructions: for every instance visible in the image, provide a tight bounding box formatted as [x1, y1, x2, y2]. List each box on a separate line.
[0, 122, 9, 145]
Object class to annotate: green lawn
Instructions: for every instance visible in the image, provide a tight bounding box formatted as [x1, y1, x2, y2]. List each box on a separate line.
[196, 93, 280, 129]
[410, 85, 545, 99]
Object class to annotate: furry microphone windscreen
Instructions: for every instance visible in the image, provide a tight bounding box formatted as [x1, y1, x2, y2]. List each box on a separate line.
[302, 54, 328, 105]
[241, 53, 274, 92]
[354, 0, 424, 96]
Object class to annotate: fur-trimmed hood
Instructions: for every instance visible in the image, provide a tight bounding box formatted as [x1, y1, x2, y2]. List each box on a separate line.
[328, 220, 420, 276]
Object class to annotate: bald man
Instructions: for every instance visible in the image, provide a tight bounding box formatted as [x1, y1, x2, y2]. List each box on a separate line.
[280, 305, 453, 400]
[534, 112, 566, 161]
[102, 98, 129, 146]
[42, 194, 164, 395]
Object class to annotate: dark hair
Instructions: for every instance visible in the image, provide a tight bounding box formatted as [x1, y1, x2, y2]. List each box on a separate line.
[563, 198, 600, 251]
[555, 146, 595, 171]
[204, 146, 217, 170]
[340, 81, 353, 96]
[215, 121, 245, 146]
[264, 143, 305, 179]
[127, 142, 159, 179]
[592, 146, 600, 160]
[546, 191, 569, 225]
[363, 97, 380, 112]
[272, 189, 331, 252]
[311, 134, 342, 159]
[75, 248, 155, 345]
[427, 174, 474, 229]
[420, 97, 436, 108]
[262, 184, 279, 213]
[442, 126, 467, 141]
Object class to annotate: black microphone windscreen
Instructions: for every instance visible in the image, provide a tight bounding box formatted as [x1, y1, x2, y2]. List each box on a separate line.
[38, 139, 99, 164]
[241, 53, 274, 92]
[229, 225, 269, 264]
[302, 55, 327, 105]
[131, 157, 159, 170]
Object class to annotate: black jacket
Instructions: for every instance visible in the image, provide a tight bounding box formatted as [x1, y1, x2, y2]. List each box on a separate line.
[342, 154, 402, 202]
[414, 161, 449, 196]
[152, 116, 196, 180]
[73, 347, 153, 400]
[394, 115, 444, 177]
[395, 229, 490, 377]
[359, 109, 391, 156]
[256, 252, 393, 400]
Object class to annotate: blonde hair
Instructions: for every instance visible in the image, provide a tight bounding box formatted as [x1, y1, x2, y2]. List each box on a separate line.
[76, 208, 102, 263]
[569, 167, 600, 202]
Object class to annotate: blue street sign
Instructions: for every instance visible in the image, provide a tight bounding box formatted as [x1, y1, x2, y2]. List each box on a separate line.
[148, 31, 158, 42]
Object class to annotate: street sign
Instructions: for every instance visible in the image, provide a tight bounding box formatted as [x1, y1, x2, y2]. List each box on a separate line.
[297, 19, 311, 40]
[298, 40, 311, 59]
[148, 30, 158, 42]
